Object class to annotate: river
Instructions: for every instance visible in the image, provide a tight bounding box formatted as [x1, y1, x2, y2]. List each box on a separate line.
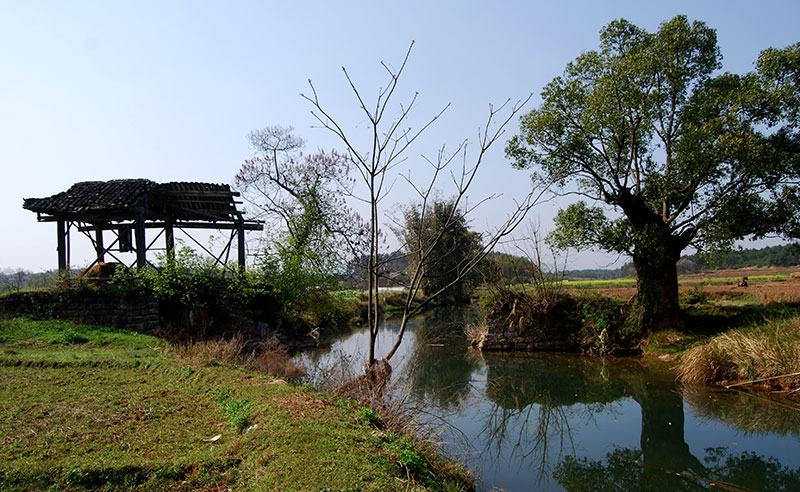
[297, 307, 800, 491]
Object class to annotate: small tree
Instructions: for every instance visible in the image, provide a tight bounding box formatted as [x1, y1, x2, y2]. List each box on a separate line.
[397, 198, 482, 305]
[235, 126, 367, 281]
[507, 16, 799, 332]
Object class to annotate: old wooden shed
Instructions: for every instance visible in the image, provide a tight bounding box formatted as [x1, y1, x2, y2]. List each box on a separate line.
[23, 179, 263, 272]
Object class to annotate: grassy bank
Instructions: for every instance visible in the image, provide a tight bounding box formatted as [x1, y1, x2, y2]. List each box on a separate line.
[636, 278, 800, 392]
[0, 318, 471, 491]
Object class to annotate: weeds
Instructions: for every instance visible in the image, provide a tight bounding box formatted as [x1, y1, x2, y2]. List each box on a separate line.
[173, 335, 307, 380]
[389, 437, 431, 483]
[61, 329, 89, 345]
[680, 283, 710, 306]
[212, 388, 252, 433]
[464, 322, 487, 347]
[247, 338, 308, 380]
[356, 407, 383, 428]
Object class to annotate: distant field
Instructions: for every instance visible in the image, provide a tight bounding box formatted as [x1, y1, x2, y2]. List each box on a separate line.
[562, 266, 800, 303]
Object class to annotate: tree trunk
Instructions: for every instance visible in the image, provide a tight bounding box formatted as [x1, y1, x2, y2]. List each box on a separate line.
[630, 225, 685, 333]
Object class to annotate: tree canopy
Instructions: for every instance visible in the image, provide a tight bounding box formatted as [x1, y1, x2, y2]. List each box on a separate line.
[506, 15, 799, 331]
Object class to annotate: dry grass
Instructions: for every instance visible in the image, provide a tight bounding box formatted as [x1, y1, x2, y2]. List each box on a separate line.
[677, 315, 800, 389]
[174, 334, 307, 381]
[465, 322, 487, 347]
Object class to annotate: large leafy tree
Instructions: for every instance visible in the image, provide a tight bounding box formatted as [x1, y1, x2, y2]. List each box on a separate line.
[506, 16, 799, 331]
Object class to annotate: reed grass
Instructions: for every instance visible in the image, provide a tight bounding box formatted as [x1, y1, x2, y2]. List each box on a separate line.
[677, 315, 800, 389]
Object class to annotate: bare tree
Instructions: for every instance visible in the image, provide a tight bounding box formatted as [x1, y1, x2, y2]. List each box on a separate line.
[302, 42, 545, 374]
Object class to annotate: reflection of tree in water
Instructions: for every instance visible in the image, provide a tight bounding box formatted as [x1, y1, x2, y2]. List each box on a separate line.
[684, 387, 800, 437]
[480, 354, 800, 490]
[480, 354, 632, 484]
[520, 359, 800, 491]
[407, 307, 482, 409]
[554, 446, 800, 491]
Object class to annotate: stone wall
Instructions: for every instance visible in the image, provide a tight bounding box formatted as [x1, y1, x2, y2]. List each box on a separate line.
[478, 318, 575, 351]
[478, 294, 581, 352]
[0, 290, 159, 335]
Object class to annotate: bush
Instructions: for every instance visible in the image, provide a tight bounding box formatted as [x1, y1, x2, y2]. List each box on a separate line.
[174, 336, 307, 381]
[132, 248, 228, 309]
[61, 330, 89, 345]
[680, 284, 710, 306]
[389, 438, 430, 483]
[356, 407, 382, 428]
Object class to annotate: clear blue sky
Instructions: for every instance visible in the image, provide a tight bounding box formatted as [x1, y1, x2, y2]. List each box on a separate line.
[2, 1, 798, 272]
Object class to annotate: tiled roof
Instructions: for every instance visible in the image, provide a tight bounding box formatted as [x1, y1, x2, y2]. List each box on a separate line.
[23, 179, 242, 222]
[23, 179, 158, 216]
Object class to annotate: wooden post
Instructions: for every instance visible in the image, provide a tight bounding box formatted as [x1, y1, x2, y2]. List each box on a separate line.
[57, 218, 67, 272]
[237, 219, 246, 272]
[165, 221, 175, 263]
[135, 212, 146, 269]
[95, 225, 105, 263]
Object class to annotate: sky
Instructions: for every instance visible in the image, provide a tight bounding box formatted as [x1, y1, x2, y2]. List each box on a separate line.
[2, 1, 799, 272]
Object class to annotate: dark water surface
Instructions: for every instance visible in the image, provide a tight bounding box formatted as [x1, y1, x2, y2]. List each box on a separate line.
[298, 308, 800, 491]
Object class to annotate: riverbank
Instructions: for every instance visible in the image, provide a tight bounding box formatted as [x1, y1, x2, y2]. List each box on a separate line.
[471, 272, 800, 393]
[0, 317, 472, 491]
[641, 286, 800, 392]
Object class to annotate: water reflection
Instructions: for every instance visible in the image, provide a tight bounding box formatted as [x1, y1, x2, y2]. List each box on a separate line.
[555, 446, 800, 491]
[409, 307, 482, 409]
[302, 307, 800, 491]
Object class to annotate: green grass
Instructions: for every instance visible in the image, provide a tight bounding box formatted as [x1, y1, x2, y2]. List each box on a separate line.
[562, 274, 789, 290]
[0, 317, 472, 491]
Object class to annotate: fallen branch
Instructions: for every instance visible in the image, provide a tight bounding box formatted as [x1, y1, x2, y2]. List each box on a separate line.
[724, 371, 800, 389]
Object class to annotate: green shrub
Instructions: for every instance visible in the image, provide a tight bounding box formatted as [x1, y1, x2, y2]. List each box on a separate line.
[389, 438, 430, 483]
[680, 284, 710, 306]
[484, 288, 636, 353]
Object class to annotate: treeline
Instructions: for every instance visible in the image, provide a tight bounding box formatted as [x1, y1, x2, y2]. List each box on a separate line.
[680, 245, 800, 271]
[481, 244, 800, 283]
[0, 269, 58, 294]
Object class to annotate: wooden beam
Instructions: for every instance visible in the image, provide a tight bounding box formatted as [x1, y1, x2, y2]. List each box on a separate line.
[95, 226, 105, 263]
[165, 221, 175, 263]
[77, 221, 263, 232]
[134, 212, 146, 269]
[160, 190, 240, 198]
[237, 220, 246, 271]
[57, 219, 67, 272]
